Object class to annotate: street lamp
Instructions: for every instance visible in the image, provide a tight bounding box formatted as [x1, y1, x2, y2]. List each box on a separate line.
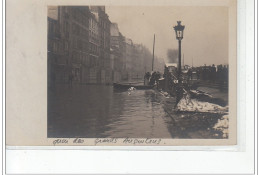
[173, 21, 185, 104]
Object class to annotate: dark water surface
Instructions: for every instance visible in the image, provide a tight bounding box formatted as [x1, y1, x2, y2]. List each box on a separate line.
[48, 84, 225, 138]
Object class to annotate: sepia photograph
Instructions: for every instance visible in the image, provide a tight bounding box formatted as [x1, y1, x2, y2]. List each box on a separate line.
[7, 0, 258, 174]
[47, 5, 231, 140]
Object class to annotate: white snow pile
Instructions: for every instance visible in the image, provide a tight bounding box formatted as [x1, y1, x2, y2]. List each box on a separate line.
[213, 115, 229, 138]
[176, 93, 228, 114]
[128, 87, 136, 95]
[128, 87, 136, 91]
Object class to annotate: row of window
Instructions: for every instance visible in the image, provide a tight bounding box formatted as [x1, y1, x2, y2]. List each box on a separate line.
[72, 37, 103, 57]
[71, 51, 100, 67]
[89, 18, 98, 30]
[89, 43, 99, 55]
[48, 40, 68, 53]
[73, 38, 88, 51]
[72, 23, 88, 38]
[100, 19, 109, 30]
[89, 31, 99, 45]
[72, 51, 87, 63]
[63, 21, 70, 34]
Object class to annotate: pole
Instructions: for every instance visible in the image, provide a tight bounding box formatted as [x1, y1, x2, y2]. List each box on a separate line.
[176, 39, 182, 104]
[183, 53, 184, 69]
[178, 40, 181, 77]
[152, 34, 155, 71]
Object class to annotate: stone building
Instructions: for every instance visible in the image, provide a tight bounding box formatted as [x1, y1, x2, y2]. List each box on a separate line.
[47, 16, 59, 86]
[48, 6, 114, 84]
[110, 23, 127, 82]
[133, 44, 145, 80]
[90, 6, 111, 84]
[110, 23, 120, 82]
[125, 38, 134, 81]
[154, 56, 165, 73]
[118, 33, 127, 80]
[48, 6, 164, 85]
[88, 12, 100, 83]
[58, 6, 90, 84]
[48, 7, 69, 85]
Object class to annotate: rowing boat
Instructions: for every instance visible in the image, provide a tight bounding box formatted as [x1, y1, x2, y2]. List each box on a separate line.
[113, 83, 155, 90]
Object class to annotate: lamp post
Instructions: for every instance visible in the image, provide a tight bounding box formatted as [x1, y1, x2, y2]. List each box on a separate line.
[173, 21, 185, 104]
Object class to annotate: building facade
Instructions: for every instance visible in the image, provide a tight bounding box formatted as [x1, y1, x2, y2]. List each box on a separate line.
[48, 6, 114, 85]
[110, 23, 127, 82]
[48, 7, 70, 85]
[48, 6, 164, 85]
[90, 6, 111, 84]
[88, 12, 100, 83]
[59, 6, 90, 84]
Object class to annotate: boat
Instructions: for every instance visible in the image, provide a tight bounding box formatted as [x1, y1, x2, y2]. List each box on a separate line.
[113, 83, 155, 90]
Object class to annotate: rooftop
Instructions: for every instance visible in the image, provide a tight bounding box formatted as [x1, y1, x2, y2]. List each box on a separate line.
[110, 23, 119, 36]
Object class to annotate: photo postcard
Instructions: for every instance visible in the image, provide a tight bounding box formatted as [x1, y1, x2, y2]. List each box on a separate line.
[6, 0, 237, 146]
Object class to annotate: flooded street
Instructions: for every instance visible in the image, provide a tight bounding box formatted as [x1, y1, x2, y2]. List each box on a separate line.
[48, 84, 226, 139]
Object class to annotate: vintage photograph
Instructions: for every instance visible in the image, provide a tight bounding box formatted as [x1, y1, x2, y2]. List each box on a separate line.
[47, 6, 230, 139]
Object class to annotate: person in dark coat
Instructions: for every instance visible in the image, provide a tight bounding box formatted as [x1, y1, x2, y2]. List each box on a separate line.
[196, 69, 200, 80]
[144, 72, 151, 85]
[149, 72, 156, 85]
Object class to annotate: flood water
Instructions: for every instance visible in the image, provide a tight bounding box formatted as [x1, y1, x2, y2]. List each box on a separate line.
[48, 84, 226, 139]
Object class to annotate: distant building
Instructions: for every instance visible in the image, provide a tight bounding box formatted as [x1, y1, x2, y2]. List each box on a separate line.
[125, 38, 134, 81]
[154, 57, 165, 73]
[133, 44, 144, 79]
[142, 46, 153, 73]
[119, 33, 127, 80]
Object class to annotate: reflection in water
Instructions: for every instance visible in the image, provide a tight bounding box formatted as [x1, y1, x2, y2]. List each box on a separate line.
[48, 84, 225, 138]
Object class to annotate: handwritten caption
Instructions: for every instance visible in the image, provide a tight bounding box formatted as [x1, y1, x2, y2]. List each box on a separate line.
[52, 138, 162, 146]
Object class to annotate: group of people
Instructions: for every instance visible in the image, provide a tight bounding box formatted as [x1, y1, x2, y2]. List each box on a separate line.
[194, 64, 229, 84]
[144, 71, 161, 86]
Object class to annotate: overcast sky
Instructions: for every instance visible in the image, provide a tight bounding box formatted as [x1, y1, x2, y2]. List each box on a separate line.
[106, 6, 228, 66]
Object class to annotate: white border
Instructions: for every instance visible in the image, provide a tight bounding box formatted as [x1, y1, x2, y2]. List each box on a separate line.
[4, 0, 255, 174]
[2, 0, 5, 174]
[255, 0, 258, 173]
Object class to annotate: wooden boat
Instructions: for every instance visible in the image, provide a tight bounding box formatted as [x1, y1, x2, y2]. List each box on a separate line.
[113, 83, 155, 90]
